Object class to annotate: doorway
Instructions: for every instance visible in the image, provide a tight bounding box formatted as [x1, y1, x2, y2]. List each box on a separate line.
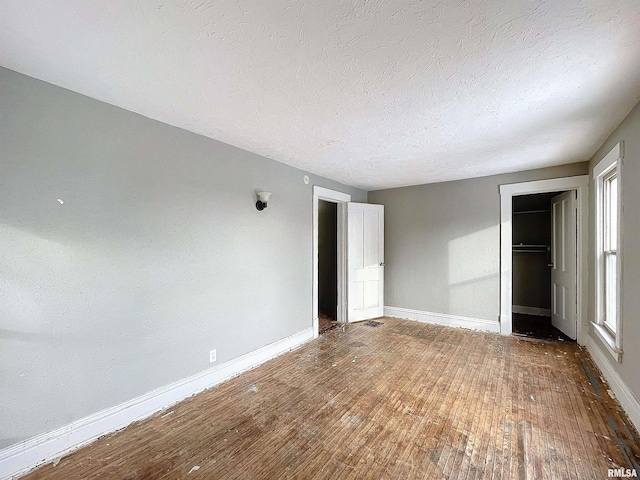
[499, 176, 589, 339]
[312, 186, 350, 338]
[318, 200, 338, 334]
[512, 191, 573, 340]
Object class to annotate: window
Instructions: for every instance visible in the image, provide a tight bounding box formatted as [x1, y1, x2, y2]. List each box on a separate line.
[593, 143, 622, 361]
[603, 170, 617, 333]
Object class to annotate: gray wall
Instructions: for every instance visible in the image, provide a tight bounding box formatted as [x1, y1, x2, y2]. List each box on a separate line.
[368, 163, 588, 322]
[587, 100, 640, 402]
[0, 67, 366, 449]
[318, 200, 337, 317]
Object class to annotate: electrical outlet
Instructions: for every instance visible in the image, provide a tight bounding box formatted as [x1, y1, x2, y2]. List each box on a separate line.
[210, 349, 217, 363]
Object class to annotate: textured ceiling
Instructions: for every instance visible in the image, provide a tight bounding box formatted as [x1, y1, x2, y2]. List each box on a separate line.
[1, 1, 640, 190]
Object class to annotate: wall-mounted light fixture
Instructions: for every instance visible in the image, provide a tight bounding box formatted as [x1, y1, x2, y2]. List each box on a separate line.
[256, 191, 272, 211]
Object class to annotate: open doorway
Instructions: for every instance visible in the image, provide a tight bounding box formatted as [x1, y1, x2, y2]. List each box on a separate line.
[312, 187, 385, 336]
[312, 186, 350, 338]
[318, 200, 339, 334]
[499, 175, 589, 339]
[512, 191, 573, 341]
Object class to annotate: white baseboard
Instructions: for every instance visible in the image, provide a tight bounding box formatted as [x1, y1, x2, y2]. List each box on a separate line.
[384, 306, 500, 334]
[0, 328, 314, 480]
[512, 305, 551, 317]
[584, 334, 640, 433]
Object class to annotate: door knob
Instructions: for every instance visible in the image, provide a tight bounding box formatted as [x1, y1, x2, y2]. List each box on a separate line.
[379, 262, 385, 266]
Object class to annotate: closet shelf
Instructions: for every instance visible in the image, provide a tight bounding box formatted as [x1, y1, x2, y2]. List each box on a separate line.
[513, 209, 550, 215]
[512, 244, 550, 253]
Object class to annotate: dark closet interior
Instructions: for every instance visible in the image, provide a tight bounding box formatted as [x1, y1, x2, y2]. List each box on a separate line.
[318, 200, 338, 333]
[512, 192, 572, 341]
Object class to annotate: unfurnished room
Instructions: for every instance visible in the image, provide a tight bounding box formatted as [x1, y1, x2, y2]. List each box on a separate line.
[1, 1, 640, 479]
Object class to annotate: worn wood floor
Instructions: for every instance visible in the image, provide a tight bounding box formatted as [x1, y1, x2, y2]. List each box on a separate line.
[23, 317, 639, 479]
[319, 312, 339, 335]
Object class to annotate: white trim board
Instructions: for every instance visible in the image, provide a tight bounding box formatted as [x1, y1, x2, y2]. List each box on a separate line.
[312, 186, 350, 338]
[512, 305, 551, 317]
[593, 142, 622, 178]
[0, 328, 314, 480]
[384, 306, 500, 333]
[584, 334, 640, 433]
[499, 175, 589, 339]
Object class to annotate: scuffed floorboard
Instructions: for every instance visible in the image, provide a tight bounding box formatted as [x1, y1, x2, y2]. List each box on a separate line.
[22, 317, 639, 479]
[318, 312, 339, 335]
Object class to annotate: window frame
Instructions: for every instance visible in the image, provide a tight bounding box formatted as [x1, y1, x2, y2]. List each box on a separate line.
[593, 142, 623, 362]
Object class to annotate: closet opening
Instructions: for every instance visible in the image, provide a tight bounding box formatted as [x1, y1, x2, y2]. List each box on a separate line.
[512, 191, 576, 341]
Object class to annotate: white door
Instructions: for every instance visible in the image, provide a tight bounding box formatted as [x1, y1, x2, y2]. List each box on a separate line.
[551, 191, 577, 339]
[347, 203, 384, 322]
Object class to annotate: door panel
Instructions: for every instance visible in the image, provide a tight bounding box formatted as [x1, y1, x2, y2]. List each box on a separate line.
[347, 203, 384, 322]
[352, 282, 364, 310]
[551, 191, 577, 339]
[365, 280, 380, 308]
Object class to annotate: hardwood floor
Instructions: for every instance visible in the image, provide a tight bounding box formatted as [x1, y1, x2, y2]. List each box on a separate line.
[512, 313, 572, 341]
[318, 312, 339, 334]
[23, 318, 639, 479]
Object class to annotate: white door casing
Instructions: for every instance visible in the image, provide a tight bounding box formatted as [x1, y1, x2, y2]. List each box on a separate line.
[551, 191, 577, 339]
[499, 175, 588, 339]
[347, 203, 384, 322]
[312, 186, 350, 338]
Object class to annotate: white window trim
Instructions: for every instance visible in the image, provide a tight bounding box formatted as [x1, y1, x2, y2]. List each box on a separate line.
[593, 142, 623, 362]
